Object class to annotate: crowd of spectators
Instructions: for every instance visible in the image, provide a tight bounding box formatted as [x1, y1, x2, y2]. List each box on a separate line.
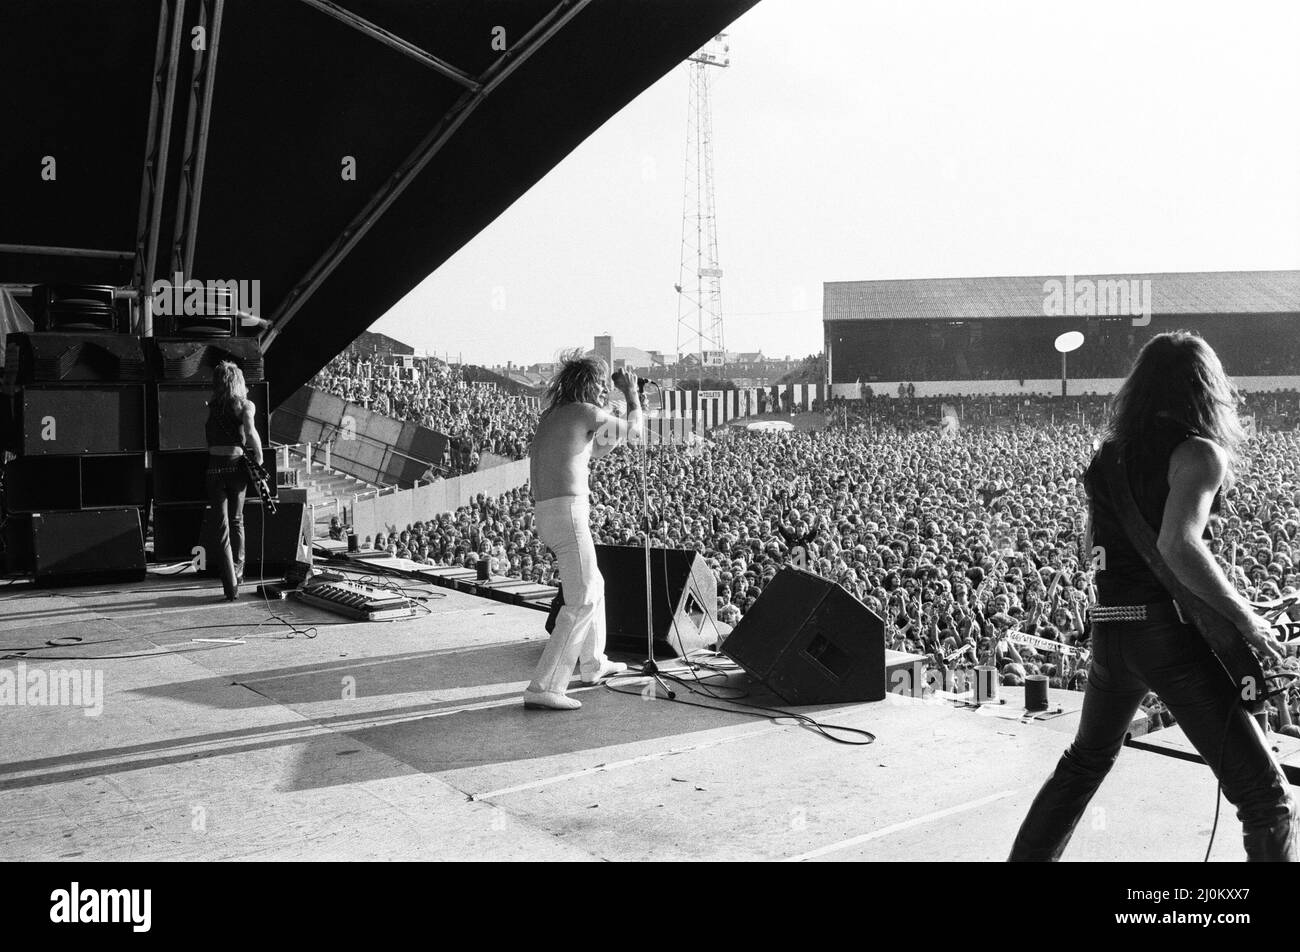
[311, 349, 537, 475]
[354, 392, 1300, 731]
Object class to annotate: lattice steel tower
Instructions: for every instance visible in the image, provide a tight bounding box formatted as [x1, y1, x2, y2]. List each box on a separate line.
[675, 34, 729, 385]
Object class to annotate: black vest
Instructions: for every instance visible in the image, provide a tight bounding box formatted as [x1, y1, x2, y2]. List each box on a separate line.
[1084, 417, 1221, 604]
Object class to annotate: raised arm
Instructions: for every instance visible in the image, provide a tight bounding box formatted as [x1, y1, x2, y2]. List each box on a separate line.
[589, 372, 644, 458]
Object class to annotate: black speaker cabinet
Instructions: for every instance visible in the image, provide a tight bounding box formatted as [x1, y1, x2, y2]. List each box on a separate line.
[152, 502, 208, 562]
[722, 567, 886, 705]
[29, 284, 121, 334]
[3, 514, 34, 573]
[18, 385, 146, 455]
[545, 545, 720, 658]
[152, 381, 270, 452]
[4, 454, 147, 513]
[153, 501, 309, 577]
[149, 338, 264, 383]
[3, 456, 80, 512]
[151, 450, 278, 505]
[4, 332, 147, 385]
[238, 501, 310, 577]
[152, 450, 209, 504]
[30, 507, 146, 586]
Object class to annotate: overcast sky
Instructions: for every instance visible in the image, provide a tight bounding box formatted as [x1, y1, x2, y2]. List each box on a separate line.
[373, 0, 1300, 367]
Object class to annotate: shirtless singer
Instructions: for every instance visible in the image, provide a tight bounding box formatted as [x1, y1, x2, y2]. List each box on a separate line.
[523, 351, 645, 710]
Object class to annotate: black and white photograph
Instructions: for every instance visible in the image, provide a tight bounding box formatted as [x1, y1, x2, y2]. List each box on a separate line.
[1, 0, 1299, 926]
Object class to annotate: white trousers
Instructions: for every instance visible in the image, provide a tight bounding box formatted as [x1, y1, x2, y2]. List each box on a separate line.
[528, 495, 610, 694]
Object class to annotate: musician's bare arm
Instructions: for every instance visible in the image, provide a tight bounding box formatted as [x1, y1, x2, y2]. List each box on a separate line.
[1157, 437, 1281, 661]
[589, 388, 643, 459]
[241, 401, 264, 466]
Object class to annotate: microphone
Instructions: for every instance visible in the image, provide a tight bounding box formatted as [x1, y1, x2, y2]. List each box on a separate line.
[613, 370, 655, 394]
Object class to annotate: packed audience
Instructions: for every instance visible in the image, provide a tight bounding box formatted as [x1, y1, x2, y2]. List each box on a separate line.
[354, 393, 1300, 731]
[311, 350, 537, 475]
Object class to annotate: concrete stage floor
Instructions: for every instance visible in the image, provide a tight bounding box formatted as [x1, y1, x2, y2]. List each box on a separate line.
[0, 571, 1286, 862]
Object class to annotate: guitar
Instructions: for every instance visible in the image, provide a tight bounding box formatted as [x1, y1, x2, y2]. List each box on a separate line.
[210, 401, 275, 514]
[242, 457, 277, 515]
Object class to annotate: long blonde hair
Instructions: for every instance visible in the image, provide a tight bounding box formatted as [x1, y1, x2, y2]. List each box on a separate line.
[209, 360, 248, 423]
[539, 349, 607, 422]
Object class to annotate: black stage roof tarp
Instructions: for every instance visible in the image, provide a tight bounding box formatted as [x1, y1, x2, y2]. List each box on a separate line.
[0, 0, 758, 407]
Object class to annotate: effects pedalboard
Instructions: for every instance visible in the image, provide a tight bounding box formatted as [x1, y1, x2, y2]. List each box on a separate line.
[293, 578, 416, 621]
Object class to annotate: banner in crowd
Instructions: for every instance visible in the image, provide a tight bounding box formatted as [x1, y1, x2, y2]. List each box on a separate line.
[1006, 629, 1081, 657]
[940, 402, 960, 438]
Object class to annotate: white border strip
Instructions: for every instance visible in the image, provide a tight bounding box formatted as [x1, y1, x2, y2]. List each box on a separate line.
[783, 789, 1019, 862]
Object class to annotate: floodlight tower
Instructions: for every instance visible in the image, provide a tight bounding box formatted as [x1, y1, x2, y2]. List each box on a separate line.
[674, 34, 729, 387]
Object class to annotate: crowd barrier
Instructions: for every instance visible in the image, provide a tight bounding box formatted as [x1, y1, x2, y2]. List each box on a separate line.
[351, 458, 531, 541]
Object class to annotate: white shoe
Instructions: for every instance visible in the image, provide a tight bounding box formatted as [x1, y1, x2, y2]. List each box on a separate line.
[522, 689, 582, 711]
[580, 661, 628, 686]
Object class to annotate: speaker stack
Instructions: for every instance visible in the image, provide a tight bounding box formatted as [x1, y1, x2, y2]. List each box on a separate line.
[0, 285, 291, 585]
[148, 337, 275, 561]
[2, 308, 148, 584]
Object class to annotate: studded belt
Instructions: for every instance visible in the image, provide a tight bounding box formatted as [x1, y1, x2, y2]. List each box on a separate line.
[1089, 601, 1185, 625]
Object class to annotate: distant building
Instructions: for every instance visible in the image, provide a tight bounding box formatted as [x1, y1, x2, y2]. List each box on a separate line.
[824, 270, 1300, 389]
[349, 330, 415, 359]
[593, 335, 614, 375]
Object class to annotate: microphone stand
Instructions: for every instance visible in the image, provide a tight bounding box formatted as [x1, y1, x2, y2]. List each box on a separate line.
[632, 381, 675, 700]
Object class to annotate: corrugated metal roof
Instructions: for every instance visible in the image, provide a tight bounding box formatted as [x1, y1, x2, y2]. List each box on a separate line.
[822, 270, 1300, 322]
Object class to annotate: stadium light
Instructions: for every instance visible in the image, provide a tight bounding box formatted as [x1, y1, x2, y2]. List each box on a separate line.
[1054, 331, 1084, 397]
[1054, 331, 1084, 354]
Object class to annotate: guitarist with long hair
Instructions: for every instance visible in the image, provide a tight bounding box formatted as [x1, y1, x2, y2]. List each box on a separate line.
[206, 360, 265, 601]
[1010, 331, 1294, 861]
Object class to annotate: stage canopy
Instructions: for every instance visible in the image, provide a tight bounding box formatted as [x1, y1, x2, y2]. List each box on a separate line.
[0, 0, 759, 407]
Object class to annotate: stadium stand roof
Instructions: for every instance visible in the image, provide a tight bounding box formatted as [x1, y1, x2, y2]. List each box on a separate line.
[0, 0, 759, 408]
[823, 270, 1300, 322]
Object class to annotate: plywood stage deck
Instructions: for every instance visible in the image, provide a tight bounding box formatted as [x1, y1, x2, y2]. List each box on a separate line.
[0, 571, 1281, 862]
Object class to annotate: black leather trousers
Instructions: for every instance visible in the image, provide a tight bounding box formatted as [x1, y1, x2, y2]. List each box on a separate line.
[205, 461, 246, 599]
[1009, 620, 1295, 861]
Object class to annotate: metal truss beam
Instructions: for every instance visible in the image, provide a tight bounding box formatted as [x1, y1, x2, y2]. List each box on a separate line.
[262, 0, 593, 351]
[169, 0, 226, 278]
[132, 0, 189, 333]
[294, 0, 480, 90]
[0, 244, 134, 261]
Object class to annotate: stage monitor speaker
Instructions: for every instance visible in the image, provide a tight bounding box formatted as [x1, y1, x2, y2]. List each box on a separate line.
[31, 507, 146, 586]
[722, 567, 886, 705]
[238, 501, 310, 577]
[545, 545, 719, 658]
